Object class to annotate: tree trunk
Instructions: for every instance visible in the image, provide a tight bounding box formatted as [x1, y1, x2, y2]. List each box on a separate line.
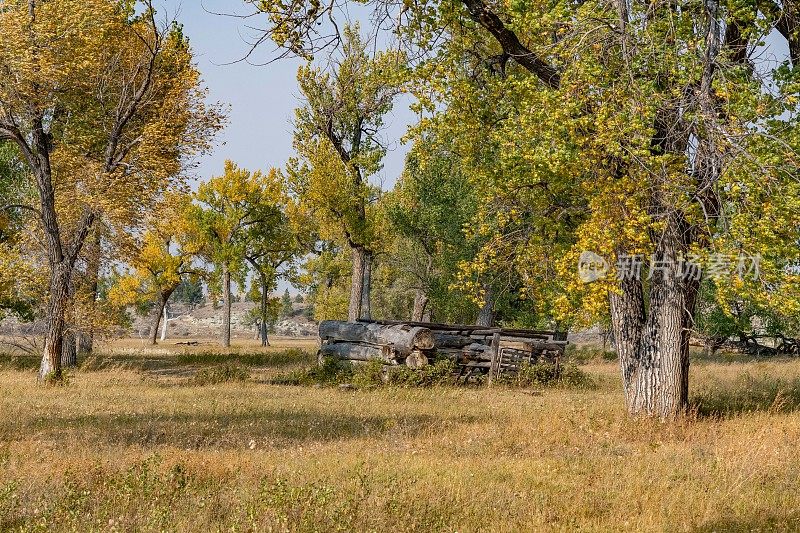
[348, 246, 366, 321]
[361, 250, 372, 320]
[77, 332, 93, 355]
[412, 289, 429, 322]
[61, 329, 77, 368]
[79, 231, 102, 355]
[150, 294, 167, 346]
[476, 284, 495, 327]
[222, 265, 231, 348]
[160, 303, 169, 342]
[610, 229, 697, 418]
[259, 271, 270, 347]
[39, 263, 70, 381]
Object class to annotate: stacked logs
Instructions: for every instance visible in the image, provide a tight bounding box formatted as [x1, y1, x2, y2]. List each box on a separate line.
[318, 321, 436, 368]
[318, 320, 568, 377]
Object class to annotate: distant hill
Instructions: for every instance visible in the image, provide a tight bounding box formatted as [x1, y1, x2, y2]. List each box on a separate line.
[130, 301, 318, 340]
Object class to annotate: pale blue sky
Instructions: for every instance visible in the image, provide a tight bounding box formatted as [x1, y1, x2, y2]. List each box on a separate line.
[156, 0, 414, 189]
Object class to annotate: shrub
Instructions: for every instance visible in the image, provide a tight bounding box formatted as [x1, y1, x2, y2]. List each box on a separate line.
[565, 344, 617, 364]
[192, 363, 250, 386]
[352, 359, 457, 388]
[350, 360, 386, 387]
[270, 356, 353, 386]
[503, 361, 594, 389]
[0, 353, 40, 371]
[177, 349, 313, 368]
[273, 357, 589, 390]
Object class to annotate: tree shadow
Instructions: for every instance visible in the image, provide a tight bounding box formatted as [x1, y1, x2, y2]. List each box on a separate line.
[0, 352, 40, 371]
[0, 349, 316, 374]
[78, 348, 315, 375]
[689, 513, 800, 532]
[5, 406, 475, 450]
[690, 372, 800, 418]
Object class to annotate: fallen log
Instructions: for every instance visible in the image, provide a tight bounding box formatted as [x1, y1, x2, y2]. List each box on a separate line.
[319, 342, 398, 364]
[405, 350, 429, 369]
[434, 333, 477, 349]
[499, 340, 567, 351]
[319, 321, 434, 356]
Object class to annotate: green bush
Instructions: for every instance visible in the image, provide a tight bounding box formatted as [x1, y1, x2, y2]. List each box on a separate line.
[502, 361, 594, 389]
[386, 359, 456, 387]
[565, 344, 617, 364]
[270, 356, 354, 386]
[350, 360, 386, 387]
[351, 359, 457, 388]
[273, 357, 589, 390]
[0, 353, 40, 371]
[192, 363, 250, 386]
[272, 357, 457, 388]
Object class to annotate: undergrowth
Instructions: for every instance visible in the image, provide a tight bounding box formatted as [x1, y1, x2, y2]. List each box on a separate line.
[565, 344, 617, 364]
[191, 363, 251, 386]
[498, 361, 594, 389]
[272, 357, 592, 390]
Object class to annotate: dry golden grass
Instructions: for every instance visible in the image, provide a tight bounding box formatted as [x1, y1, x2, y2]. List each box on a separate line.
[3, 346, 800, 531]
[101, 335, 320, 354]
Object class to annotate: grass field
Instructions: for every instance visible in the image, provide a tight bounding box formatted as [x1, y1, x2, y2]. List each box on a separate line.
[3, 340, 800, 531]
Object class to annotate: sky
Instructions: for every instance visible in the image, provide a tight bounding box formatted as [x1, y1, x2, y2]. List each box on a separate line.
[156, 0, 415, 190]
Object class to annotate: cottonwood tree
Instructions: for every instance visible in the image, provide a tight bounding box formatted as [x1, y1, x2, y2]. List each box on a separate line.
[250, 0, 800, 417]
[294, 244, 352, 320]
[0, 142, 37, 321]
[383, 141, 481, 323]
[187, 161, 275, 348]
[288, 26, 402, 321]
[242, 169, 309, 346]
[0, 0, 221, 380]
[109, 192, 199, 345]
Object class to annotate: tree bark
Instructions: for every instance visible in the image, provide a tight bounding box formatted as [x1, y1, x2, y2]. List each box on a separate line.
[360, 250, 372, 320]
[150, 293, 167, 345]
[148, 288, 176, 345]
[319, 320, 435, 356]
[160, 303, 169, 342]
[319, 342, 396, 363]
[610, 220, 697, 418]
[476, 284, 495, 327]
[61, 329, 77, 368]
[259, 270, 270, 347]
[348, 246, 366, 321]
[39, 263, 70, 381]
[412, 289, 429, 322]
[222, 265, 231, 348]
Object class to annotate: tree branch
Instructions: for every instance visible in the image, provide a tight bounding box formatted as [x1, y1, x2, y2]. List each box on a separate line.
[460, 0, 560, 88]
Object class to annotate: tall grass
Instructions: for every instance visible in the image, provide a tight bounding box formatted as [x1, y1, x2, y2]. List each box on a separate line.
[3, 353, 800, 530]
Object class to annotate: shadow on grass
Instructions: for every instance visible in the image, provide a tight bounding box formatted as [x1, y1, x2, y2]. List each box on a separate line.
[2, 407, 472, 450]
[0, 348, 316, 374]
[690, 514, 800, 532]
[691, 372, 800, 418]
[689, 350, 795, 365]
[0, 353, 40, 371]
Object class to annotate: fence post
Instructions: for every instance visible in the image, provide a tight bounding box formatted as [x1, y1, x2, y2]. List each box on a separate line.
[487, 332, 501, 385]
